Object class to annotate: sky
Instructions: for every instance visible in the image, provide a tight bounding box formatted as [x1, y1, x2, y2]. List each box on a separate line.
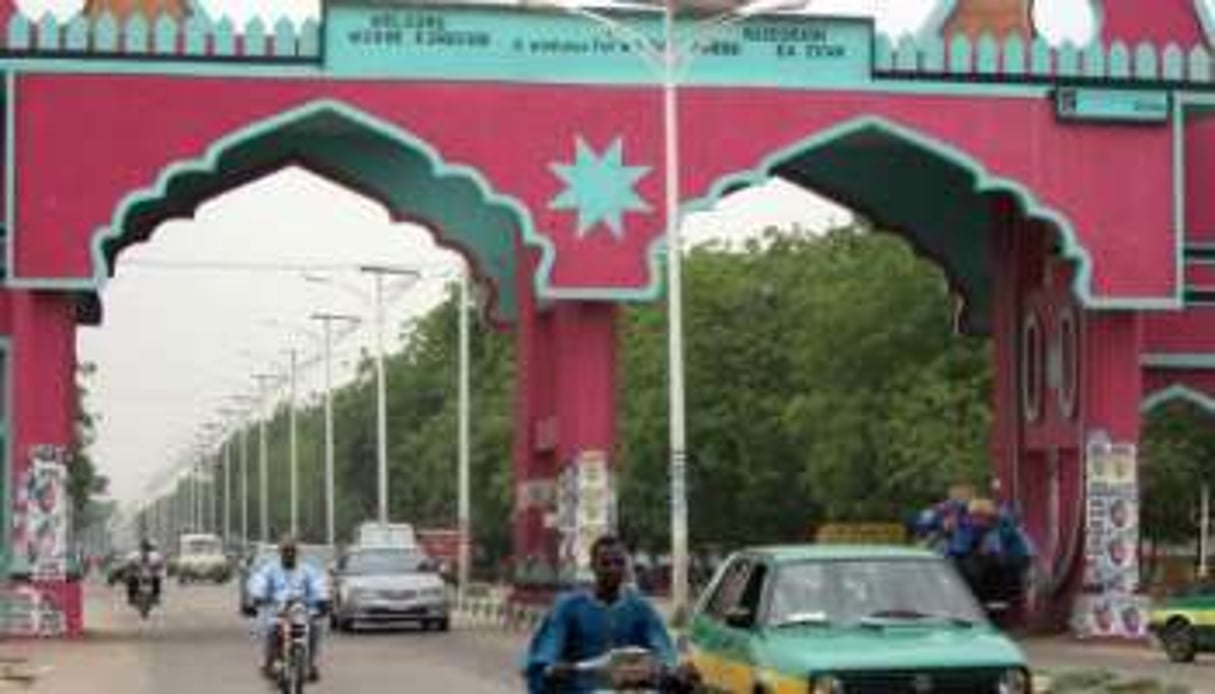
[22, 0, 1101, 514]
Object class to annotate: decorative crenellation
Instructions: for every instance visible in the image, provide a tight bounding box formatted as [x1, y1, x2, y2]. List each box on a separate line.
[875, 32, 1215, 85]
[0, 10, 320, 60]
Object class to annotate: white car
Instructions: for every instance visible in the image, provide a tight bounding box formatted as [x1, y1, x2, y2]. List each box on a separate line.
[331, 547, 448, 632]
[355, 522, 418, 550]
[175, 533, 231, 584]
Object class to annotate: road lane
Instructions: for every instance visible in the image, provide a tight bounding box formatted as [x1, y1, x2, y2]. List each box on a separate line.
[25, 580, 525, 693]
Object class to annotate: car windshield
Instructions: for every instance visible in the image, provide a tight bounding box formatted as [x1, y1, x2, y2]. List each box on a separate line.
[248, 545, 330, 569]
[766, 558, 986, 627]
[183, 538, 221, 555]
[344, 550, 425, 576]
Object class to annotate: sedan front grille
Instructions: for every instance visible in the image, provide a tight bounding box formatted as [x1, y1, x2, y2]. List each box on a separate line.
[826, 668, 1005, 693]
[377, 589, 418, 601]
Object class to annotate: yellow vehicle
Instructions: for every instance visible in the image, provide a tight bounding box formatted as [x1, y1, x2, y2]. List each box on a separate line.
[1149, 583, 1215, 663]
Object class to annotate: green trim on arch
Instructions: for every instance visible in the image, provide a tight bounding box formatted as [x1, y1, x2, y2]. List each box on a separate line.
[1142, 352, 1215, 369]
[1142, 383, 1215, 414]
[679, 114, 1104, 334]
[86, 98, 551, 323]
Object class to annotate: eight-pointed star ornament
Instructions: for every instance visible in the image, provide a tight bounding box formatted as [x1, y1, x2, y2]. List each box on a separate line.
[549, 137, 652, 240]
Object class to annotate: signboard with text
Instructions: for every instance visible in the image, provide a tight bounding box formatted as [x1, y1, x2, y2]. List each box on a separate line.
[326, 3, 874, 88]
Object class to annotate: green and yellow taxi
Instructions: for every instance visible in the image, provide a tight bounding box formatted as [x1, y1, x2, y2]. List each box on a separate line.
[687, 545, 1030, 694]
[1148, 582, 1215, 662]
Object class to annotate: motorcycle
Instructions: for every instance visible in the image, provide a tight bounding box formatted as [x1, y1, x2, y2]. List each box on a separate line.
[554, 647, 700, 693]
[133, 566, 158, 620]
[269, 599, 313, 694]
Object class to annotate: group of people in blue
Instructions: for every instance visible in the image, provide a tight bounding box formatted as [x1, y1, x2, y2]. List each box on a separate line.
[909, 481, 1036, 614]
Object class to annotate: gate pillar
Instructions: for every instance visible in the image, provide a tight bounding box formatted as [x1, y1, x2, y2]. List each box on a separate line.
[511, 247, 618, 597]
[7, 289, 83, 637]
[991, 197, 1145, 631]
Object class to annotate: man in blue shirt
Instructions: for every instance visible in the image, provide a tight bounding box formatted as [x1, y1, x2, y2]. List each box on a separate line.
[523, 535, 697, 693]
[247, 536, 330, 682]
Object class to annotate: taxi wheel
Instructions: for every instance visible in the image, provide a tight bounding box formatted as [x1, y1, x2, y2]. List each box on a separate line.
[1163, 620, 1198, 663]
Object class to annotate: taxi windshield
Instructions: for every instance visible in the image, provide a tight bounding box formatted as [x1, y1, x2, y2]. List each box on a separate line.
[766, 558, 986, 628]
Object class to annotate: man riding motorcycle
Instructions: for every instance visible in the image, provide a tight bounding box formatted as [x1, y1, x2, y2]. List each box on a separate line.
[124, 539, 165, 607]
[523, 535, 699, 693]
[247, 536, 329, 682]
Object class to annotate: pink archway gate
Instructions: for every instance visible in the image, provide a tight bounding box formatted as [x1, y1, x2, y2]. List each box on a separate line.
[0, 0, 1205, 635]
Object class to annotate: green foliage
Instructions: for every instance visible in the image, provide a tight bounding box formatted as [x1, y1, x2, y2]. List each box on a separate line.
[71, 361, 109, 532]
[618, 226, 992, 550]
[1140, 402, 1215, 547]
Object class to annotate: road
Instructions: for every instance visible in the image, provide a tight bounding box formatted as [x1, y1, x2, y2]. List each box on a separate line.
[11, 580, 523, 693]
[7, 581, 1215, 693]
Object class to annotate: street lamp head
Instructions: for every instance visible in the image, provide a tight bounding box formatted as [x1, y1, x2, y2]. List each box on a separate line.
[358, 264, 422, 278]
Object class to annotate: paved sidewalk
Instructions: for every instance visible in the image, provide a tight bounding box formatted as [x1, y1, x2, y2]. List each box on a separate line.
[1021, 636, 1209, 692]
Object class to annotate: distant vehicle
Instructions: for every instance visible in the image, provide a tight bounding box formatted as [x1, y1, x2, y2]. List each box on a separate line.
[415, 528, 463, 581]
[175, 533, 231, 584]
[1149, 582, 1215, 662]
[238, 543, 334, 617]
[687, 545, 1031, 694]
[330, 546, 448, 632]
[355, 522, 417, 549]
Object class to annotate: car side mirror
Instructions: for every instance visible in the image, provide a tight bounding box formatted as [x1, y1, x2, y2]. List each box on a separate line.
[725, 606, 755, 629]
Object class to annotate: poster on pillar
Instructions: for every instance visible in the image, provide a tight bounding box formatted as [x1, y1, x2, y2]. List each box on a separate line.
[556, 451, 616, 584]
[12, 446, 70, 582]
[1082, 442, 1139, 593]
[1075, 441, 1147, 639]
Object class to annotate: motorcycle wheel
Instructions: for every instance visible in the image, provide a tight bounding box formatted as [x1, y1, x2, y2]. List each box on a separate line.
[291, 645, 308, 694]
[138, 601, 151, 620]
[276, 658, 293, 694]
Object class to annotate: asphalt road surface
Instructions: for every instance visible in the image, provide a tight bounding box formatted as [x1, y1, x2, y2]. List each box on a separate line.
[16, 580, 524, 693]
[9, 581, 1215, 693]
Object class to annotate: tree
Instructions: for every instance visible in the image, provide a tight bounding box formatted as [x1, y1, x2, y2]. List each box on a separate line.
[71, 361, 109, 534]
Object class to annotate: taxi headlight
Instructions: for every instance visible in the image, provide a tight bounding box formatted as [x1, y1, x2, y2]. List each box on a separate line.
[998, 667, 1031, 694]
[811, 675, 843, 694]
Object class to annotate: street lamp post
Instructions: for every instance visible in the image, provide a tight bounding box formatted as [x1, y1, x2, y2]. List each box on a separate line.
[311, 312, 360, 546]
[457, 269, 472, 598]
[240, 422, 250, 547]
[526, 0, 807, 622]
[222, 437, 232, 546]
[253, 373, 279, 543]
[287, 348, 299, 538]
[309, 266, 420, 525]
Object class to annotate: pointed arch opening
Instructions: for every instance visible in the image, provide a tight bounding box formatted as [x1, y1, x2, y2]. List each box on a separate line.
[686, 115, 1094, 335]
[82, 99, 537, 325]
